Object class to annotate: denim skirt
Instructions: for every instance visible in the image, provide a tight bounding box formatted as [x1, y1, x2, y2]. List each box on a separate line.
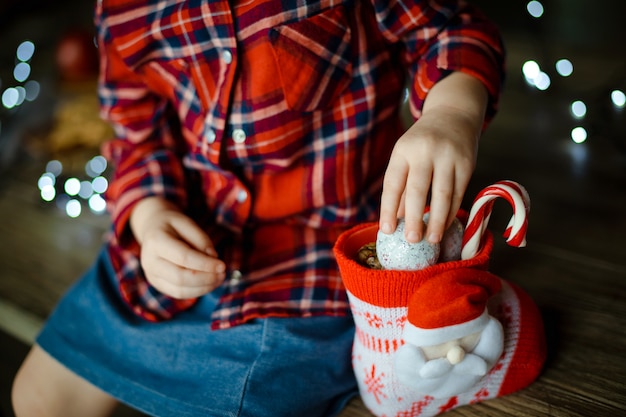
[36, 248, 358, 417]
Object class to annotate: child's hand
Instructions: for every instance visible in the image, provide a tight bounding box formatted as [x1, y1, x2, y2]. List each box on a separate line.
[130, 197, 226, 299]
[379, 72, 488, 244]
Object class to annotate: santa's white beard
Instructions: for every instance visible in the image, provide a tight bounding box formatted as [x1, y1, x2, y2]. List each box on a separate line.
[404, 353, 489, 398]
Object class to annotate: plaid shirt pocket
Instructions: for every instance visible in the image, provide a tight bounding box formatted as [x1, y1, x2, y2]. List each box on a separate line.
[269, 5, 353, 112]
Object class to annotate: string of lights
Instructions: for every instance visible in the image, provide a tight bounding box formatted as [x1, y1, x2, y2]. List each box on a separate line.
[0, 1, 623, 219]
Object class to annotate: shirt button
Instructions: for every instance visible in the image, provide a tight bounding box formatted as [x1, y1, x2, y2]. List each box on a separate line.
[206, 128, 216, 143]
[230, 270, 242, 284]
[236, 189, 248, 203]
[232, 128, 246, 143]
[222, 50, 233, 64]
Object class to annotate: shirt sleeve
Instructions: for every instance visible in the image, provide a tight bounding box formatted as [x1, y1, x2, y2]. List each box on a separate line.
[95, 1, 197, 321]
[369, 0, 505, 124]
[96, 2, 189, 243]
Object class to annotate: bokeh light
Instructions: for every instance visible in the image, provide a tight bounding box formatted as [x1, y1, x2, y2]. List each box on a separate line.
[555, 59, 573, 77]
[13, 62, 31, 82]
[16, 41, 35, 62]
[91, 176, 108, 194]
[522, 60, 540, 80]
[85, 155, 107, 177]
[37, 157, 108, 218]
[66, 199, 82, 218]
[570, 100, 587, 119]
[2, 88, 20, 109]
[522, 60, 551, 90]
[78, 181, 94, 199]
[89, 194, 107, 213]
[64, 177, 81, 196]
[38, 172, 56, 190]
[24, 80, 40, 101]
[527, 1, 544, 18]
[571, 127, 587, 144]
[46, 160, 63, 177]
[2, 40, 38, 110]
[611, 90, 626, 108]
[533, 72, 551, 90]
[41, 185, 56, 202]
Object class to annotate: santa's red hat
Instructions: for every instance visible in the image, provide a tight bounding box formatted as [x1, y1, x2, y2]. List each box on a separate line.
[403, 269, 502, 347]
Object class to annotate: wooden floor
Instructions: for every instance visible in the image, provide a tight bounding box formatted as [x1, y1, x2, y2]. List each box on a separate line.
[1, 2, 626, 416]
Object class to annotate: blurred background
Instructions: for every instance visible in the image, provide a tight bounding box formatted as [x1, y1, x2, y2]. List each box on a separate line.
[1, 0, 624, 228]
[0, 1, 625, 416]
[1, 0, 113, 343]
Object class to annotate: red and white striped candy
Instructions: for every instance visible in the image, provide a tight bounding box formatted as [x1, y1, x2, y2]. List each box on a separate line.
[461, 180, 530, 260]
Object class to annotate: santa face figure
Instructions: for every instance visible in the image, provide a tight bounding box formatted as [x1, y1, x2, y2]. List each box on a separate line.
[394, 315, 504, 398]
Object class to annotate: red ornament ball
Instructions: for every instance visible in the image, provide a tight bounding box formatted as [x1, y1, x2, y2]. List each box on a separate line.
[55, 29, 99, 81]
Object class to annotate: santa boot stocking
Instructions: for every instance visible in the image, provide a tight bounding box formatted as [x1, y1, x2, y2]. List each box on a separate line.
[333, 218, 546, 417]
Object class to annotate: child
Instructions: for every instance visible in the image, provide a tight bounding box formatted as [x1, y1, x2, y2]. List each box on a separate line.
[12, 0, 504, 416]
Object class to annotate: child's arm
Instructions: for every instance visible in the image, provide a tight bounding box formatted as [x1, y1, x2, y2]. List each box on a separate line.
[371, 0, 504, 245]
[379, 71, 488, 244]
[95, 2, 221, 311]
[129, 196, 226, 300]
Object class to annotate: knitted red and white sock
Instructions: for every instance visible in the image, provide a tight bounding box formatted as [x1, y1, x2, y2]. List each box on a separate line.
[334, 218, 546, 417]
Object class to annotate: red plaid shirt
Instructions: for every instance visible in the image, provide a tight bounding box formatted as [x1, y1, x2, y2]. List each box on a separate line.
[96, 0, 504, 329]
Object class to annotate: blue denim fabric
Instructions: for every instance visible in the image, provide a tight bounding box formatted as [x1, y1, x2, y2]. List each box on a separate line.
[37, 248, 358, 417]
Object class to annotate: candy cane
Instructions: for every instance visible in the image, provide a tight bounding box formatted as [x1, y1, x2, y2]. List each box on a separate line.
[461, 180, 530, 260]
[500, 180, 531, 240]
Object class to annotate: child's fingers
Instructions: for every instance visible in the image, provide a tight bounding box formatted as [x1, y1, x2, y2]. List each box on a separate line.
[425, 168, 455, 243]
[170, 214, 218, 256]
[145, 255, 225, 299]
[379, 161, 408, 235]
[401, 163, 432, 243]
[159, 237, 224, 273]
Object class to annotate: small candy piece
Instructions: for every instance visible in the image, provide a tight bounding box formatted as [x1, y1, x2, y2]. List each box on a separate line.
[376, 219, 440, 270]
